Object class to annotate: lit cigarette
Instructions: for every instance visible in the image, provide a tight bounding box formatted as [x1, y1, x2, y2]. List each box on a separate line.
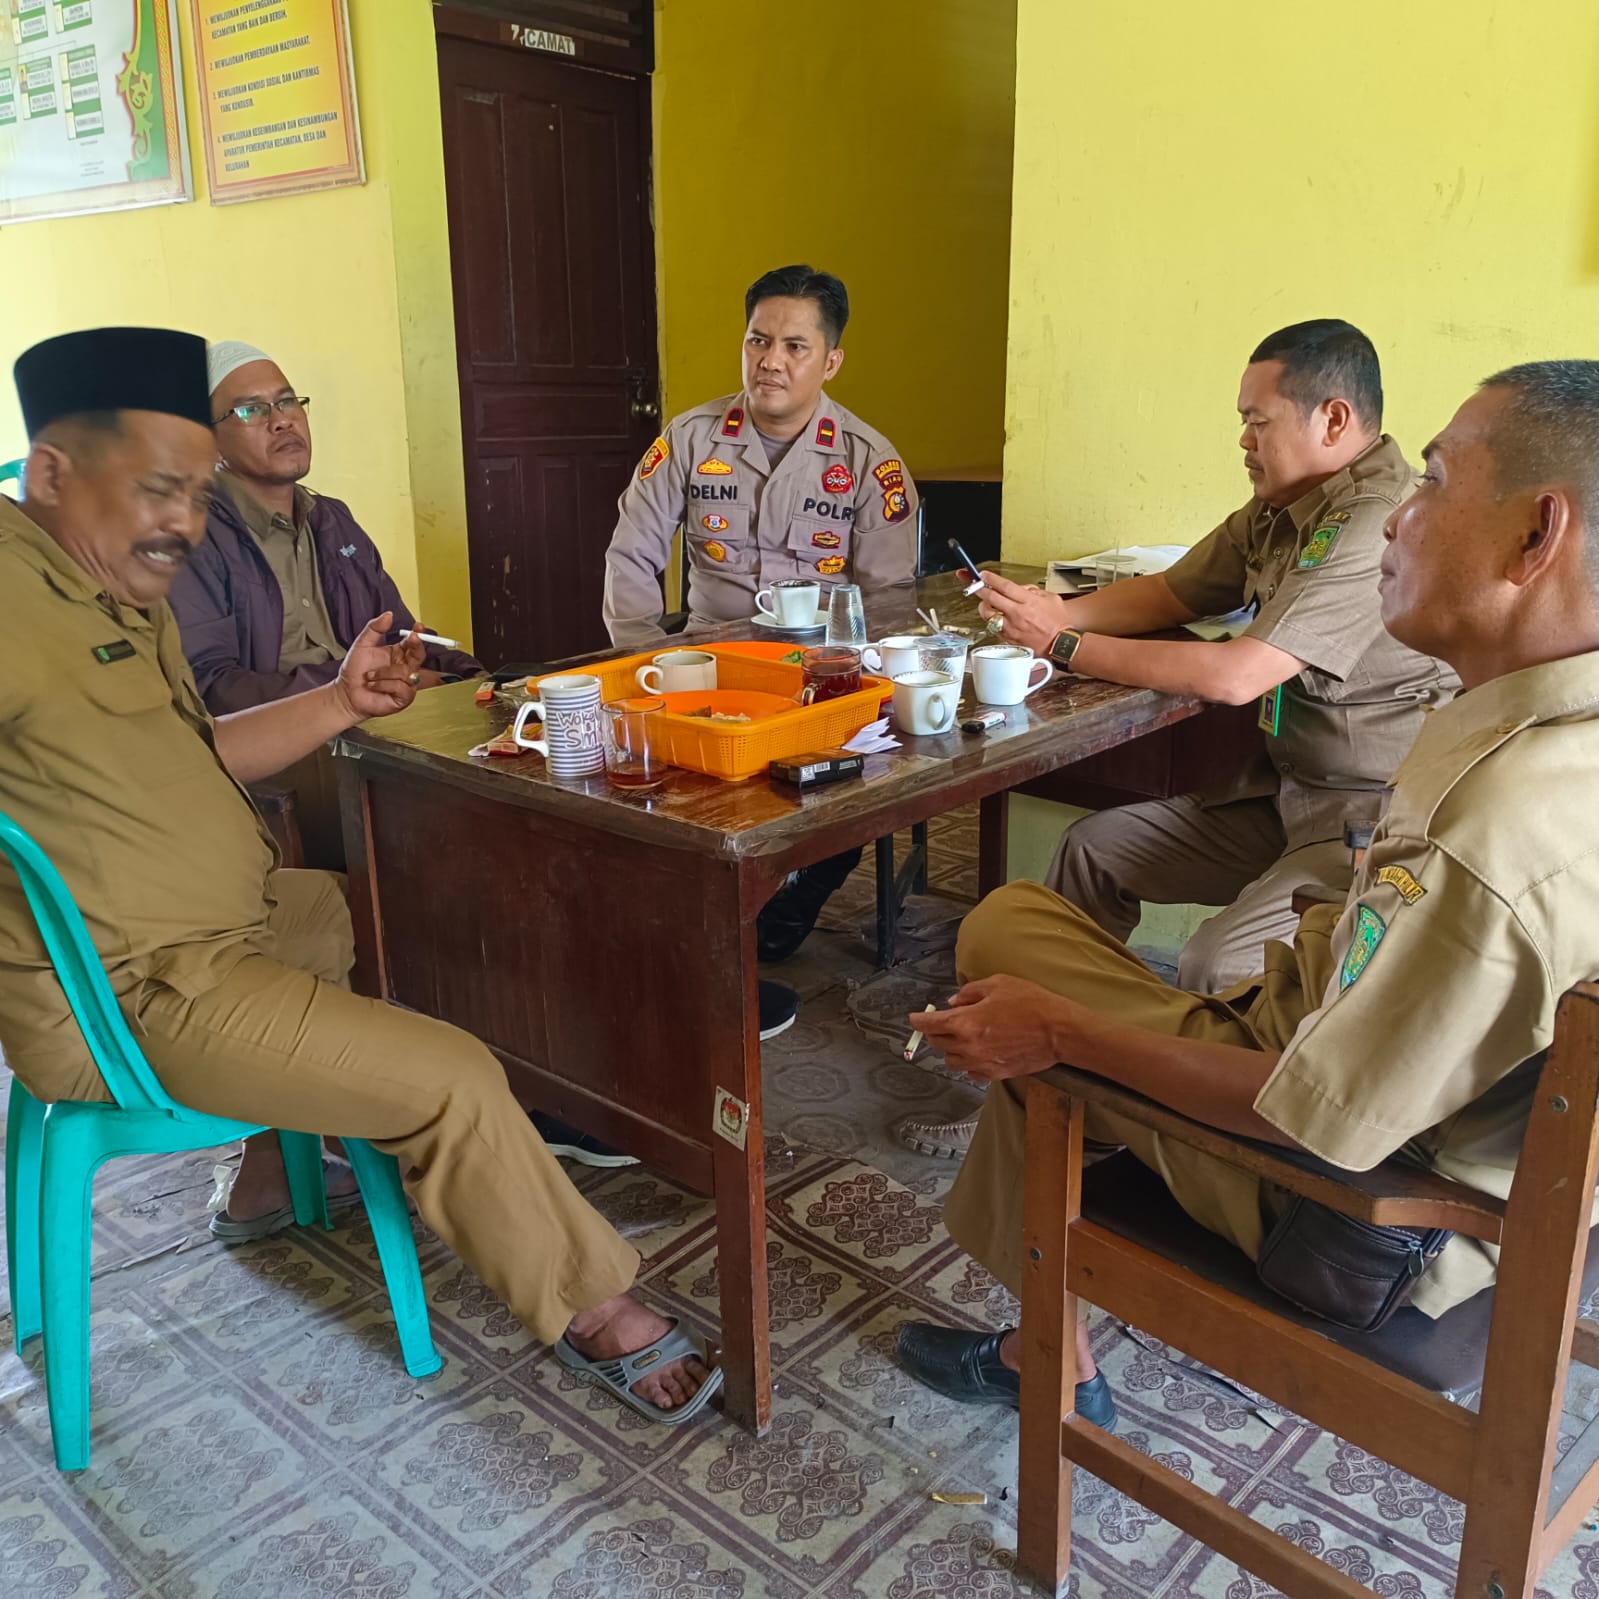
[413, 630, 458, 649]
[903, 1003, 936, 1061]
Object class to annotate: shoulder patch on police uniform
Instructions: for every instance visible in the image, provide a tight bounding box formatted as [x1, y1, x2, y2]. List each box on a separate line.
[815, 416, 836, 449]
[1375, 864, 1426, 904]
[1298, 521, 1344, 569]
[638, 436, 670, 481]
[696, 457, 733, 476]
[873, 459, 905, 488]
[1340, 904, 1386, 990]
[721, 408, 744, 439]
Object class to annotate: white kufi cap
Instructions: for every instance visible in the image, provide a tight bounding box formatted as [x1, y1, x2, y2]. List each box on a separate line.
[206, 340, 273, 395]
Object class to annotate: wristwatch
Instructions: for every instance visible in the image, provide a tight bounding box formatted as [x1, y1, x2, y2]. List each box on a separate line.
[1048, 628, 1085, 672]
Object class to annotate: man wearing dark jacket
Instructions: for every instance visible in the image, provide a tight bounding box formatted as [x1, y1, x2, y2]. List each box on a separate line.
[169, 341, 481, 868]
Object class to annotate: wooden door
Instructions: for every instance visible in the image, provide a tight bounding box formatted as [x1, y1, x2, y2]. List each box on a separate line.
[438, 34, 659, 665]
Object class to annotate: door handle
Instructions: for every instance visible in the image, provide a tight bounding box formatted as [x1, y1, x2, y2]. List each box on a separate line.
[629, 393, 660, 423]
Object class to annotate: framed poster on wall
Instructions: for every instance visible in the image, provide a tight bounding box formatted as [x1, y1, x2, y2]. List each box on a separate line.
[0, 0, 191, 224]
[188, 0, 362, 204]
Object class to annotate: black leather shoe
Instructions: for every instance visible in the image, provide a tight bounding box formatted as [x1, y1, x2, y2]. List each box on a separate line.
[756, 847, 865, 963]
[895, 1322, 1118, 1431]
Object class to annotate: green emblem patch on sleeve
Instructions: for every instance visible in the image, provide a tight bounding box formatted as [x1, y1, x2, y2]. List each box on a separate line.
[1298, 523, 1343, 569]
[1340, 904, 1386, 991]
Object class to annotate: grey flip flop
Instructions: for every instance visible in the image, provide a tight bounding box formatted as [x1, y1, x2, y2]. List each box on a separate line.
[555, 1317, 724, 1425]
[208, 1186, 362, 1244]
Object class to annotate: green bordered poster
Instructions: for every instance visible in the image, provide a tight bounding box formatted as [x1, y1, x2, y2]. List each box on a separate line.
[0, 0, 191, 224]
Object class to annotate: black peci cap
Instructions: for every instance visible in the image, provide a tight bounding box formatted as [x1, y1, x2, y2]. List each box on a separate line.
[14, 327, 211, 438]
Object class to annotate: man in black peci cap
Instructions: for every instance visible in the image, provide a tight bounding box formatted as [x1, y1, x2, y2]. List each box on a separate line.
[0, 327, 723, 1424]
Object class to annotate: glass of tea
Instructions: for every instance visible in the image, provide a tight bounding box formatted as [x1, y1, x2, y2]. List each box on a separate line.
[799, 645, 863, 704]
[603, 696, 667, 791]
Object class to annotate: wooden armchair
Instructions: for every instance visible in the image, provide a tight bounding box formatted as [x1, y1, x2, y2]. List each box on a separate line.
[1017, 981, 1599, 1599]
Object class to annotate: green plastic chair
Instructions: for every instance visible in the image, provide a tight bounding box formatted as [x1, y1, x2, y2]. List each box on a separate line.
[0, 457, 23, 497]
[0, 808, 442, 1470]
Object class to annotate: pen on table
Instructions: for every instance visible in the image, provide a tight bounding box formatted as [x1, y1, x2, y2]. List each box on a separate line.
[413, 631, 459, 650]
[904, 1003, 936, 1061]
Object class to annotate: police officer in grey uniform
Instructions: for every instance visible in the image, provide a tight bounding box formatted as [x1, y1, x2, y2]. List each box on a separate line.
[604, 266, 919, 961]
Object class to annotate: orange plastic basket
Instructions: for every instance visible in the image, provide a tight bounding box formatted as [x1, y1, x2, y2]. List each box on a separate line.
[524, 643, 892, 781]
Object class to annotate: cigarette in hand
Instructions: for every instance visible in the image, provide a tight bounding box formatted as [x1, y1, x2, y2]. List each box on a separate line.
[414, 631, 458, 649]
[904, 1003, 936, 1061]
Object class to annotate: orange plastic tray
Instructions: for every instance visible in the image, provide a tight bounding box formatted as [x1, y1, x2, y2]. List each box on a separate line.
[525, 643, 892, 780]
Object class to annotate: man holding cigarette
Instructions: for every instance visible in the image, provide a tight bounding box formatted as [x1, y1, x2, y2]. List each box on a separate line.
[898, 359, 1599, 1426]
[1, 328, 718, 1425]
[168, 341, 482, 868]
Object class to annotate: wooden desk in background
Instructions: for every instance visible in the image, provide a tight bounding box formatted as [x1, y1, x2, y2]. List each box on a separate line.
[333, 566, 1243, 1431]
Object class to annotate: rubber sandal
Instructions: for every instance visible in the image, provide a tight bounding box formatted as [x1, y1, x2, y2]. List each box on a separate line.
[208, 1168, 363, 1245]
[555, 1316, 724, 1425]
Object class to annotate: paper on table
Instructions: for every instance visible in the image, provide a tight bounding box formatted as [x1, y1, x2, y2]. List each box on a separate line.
[843, 717, 900, 754]
[1183, 606, 1254, 642]
[1045, 544, 1190, 594]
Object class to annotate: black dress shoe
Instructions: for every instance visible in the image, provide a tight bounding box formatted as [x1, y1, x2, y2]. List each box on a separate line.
[895, 1322, 1118, 1431]
[756, 847, 865, 963]
[758, 980, 800, 1040]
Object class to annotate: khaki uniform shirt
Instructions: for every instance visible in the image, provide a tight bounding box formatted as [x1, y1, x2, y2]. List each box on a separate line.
[0, 498, 277, 1100]
[1164, 436, 1458, 846]
[602, 390, 920, 648]
[220, 473, 340, 671]
[1250, 652, 1599, 1312]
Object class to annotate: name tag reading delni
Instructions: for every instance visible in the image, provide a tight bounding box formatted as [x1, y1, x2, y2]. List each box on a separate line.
[92, 640, 136, 664]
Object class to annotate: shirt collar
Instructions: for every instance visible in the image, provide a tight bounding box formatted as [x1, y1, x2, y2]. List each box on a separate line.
[718, 391, 843, 467]
[1419, 652, 1599, 748]
[220, 471, 313, 540]
[0, 494, 140, 621]
[1284, 434, 1406, 534]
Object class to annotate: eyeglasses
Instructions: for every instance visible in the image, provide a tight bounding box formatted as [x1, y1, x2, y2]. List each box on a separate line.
[213, 395, 311, 426]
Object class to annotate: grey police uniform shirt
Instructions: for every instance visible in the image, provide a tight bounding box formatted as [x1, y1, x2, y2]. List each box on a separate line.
[602, 390, 919, 648]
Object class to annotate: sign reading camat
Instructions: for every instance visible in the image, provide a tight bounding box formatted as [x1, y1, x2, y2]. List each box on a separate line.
[505, 24, 576, 56]
[190, 0, 362, 204]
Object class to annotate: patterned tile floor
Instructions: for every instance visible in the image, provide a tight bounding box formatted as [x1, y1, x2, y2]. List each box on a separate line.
[3, 806, 1598, 1597]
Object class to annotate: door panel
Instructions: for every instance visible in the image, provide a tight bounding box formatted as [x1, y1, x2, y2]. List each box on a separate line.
[439, 36, 659, 664]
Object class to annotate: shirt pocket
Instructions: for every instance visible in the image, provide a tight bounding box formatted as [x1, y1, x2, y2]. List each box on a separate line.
[787, 513, 855, 576]
[686, 505, 756, 575]
[79, 660, 217, 791]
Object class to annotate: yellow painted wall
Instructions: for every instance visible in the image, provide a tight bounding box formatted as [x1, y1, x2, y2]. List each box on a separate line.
[4, 1, 1016, 648]
[652, 0, 1016, 479]
[1003, 0, 1599, 564]
[0, 0, 468, 634]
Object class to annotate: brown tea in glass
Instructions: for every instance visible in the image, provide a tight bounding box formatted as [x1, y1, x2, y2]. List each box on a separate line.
[800, 646, 862, 703]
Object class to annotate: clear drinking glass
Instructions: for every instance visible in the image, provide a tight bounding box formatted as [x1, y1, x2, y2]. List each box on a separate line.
[603, 696, 667, 791]
[825, 583, 868, 647]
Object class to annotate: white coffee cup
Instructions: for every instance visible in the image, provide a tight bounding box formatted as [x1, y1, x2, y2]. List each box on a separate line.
[862, 635, 923, 678]
[971, 645, 1054, 706]
[511, 674, 606, 776]
[892, 670, 960, 736]
[636, 649, 717, 694]
[755, 578, 820, 626]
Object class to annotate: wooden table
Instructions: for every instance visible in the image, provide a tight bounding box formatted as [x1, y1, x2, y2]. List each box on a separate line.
[334, 565, 1207, 1431]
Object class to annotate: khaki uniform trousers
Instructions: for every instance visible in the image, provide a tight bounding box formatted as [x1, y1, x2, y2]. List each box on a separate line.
[126, 870, 639, 1343]
[1046, 793, 1354, 992]
[942, 880, 1488, 1319]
